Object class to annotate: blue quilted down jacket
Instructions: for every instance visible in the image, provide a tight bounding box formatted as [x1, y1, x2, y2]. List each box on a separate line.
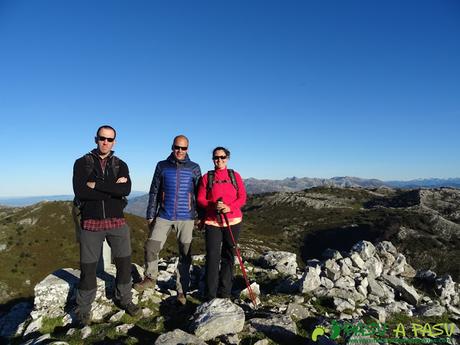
[146, 153, 202, 221]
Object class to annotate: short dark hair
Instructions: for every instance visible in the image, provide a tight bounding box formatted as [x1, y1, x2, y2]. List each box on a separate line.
[212, 146, 230, 158]
[96, 125, 117, 138]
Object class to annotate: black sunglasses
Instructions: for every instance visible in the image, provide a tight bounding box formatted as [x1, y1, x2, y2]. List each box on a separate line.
[173, 145, 188, 151]
[98, 136, 115, 142]
[213, 155, 227, 160]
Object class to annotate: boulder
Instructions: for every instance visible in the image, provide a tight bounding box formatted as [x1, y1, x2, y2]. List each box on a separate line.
[349, 253, 365, 270]
[286, 303, 312, 320]
[191, 298, 244, 341]
[417, 304, 446, 317]
[260, 251, 297, 276]
[351, 241, 376, 260]
[382, 275, 420, 305]
[324, 259, 341, 281]
[365, 257, 383, 279]
[299, 267, 321, 293]
[435, 275, 458, 306]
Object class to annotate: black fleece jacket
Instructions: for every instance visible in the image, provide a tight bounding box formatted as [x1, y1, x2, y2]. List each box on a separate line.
[72, 150, 131, 220]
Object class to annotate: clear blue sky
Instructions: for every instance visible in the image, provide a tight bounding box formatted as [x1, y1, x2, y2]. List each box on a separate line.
[0, 0, 459, 197]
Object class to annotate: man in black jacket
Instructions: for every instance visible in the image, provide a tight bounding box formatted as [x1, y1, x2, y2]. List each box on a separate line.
[72, 125, 140, 326]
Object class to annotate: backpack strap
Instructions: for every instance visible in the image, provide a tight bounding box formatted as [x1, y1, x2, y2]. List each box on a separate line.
[83, 153, 95, 177]
[207, 170, 216, 192]
[111, 156, 121, 177]
[84, 153, 121, 178]
[227, 169, 239, 191]
[206, 169, 238, 192]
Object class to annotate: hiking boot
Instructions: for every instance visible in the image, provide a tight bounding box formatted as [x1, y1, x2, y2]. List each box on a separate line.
[75, 308, 91, 327]
[133, 276, 156, 292]
[177, 292, 187, 306]
[122, 302, 141, 317]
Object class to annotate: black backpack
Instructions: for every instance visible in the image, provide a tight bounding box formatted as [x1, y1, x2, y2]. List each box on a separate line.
[206, 169, 239, 194]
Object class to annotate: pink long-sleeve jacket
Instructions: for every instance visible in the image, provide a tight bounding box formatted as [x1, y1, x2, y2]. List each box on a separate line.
[197, 168, 246, 226]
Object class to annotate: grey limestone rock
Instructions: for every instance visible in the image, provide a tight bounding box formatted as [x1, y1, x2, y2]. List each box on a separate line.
[365, 257, 383, 279]
[417, 304, 446, 317]
[388, 253, 408, 276]
[21, 333, 51, 345]
[81, 325, 92, 339]
[324, 259, 341, 281]
[23, 317, 42, 337]
[349, 253, 365, 270]
[299, 266, 321, 293]
[321, 276, 335, 290]
[367, 278, 386, 298]
[338, 259, 352, 276]
[334, 276, 355, 290]
[109, 310, 125, 323]
[333, 298, 355, 313]
[376, 241, 398, 256]
[435, 275, 458, 306]
[286, 303, 312, 320]
[191, 298, 245, 341]
[240, 282, 260, 301]
[352, 240, 376, 261]
[382, 274, 420, 305]
[115, 323, 134, 334]
[260, 251, 297, 276]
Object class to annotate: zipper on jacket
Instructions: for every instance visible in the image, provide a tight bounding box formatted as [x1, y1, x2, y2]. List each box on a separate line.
[101, 157, 108, 219]
[174, 167, 179, 219]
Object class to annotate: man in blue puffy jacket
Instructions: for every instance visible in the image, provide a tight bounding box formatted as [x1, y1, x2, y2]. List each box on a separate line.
[134, 135, 201, 305]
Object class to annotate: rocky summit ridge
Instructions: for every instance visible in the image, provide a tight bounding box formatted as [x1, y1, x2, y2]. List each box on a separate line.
[0, 240, 459, 344]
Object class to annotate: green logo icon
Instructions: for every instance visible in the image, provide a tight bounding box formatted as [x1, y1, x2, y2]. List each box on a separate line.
[311, 325, 327, 342]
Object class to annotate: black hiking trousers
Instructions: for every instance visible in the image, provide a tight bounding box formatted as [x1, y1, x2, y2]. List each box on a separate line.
[204, 223, 241, 299]
[76, 224, 133, 313]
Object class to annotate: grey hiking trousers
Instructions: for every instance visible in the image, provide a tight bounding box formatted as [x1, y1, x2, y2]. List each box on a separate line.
[76, 224, 133, 313]
[144, 217, 194, 294]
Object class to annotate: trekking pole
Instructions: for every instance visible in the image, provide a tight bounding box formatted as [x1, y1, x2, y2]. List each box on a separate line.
[219, 210, 258, 308]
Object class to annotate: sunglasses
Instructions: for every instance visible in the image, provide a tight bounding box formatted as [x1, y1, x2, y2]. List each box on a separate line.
[97, 136, 115, 142]
[173, 145, 188, 151]
[213, 155, 227, 160]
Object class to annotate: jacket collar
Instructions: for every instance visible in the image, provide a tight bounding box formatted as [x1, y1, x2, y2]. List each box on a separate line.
[90, 148, 114, 161]
[167, 152, 190, 164]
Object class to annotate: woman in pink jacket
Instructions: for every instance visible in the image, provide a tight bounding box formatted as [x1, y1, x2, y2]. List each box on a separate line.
[197, 146, 247, 300]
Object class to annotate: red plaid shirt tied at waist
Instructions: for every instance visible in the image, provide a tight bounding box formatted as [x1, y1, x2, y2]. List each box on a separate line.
[82, 218, 126, 232]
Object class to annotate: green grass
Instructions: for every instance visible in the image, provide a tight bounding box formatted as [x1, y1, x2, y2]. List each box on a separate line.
[40, 316, 64, 334]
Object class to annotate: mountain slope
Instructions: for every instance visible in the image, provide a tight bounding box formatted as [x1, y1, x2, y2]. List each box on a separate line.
[1, 187, 459, 306]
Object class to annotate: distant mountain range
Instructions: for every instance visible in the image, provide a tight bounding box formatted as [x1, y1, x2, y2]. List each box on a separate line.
[244, 176, 460, 193]
[124, 176, 460, 217]
[1, 177, 458, 208]
[0, 191, 146, 207]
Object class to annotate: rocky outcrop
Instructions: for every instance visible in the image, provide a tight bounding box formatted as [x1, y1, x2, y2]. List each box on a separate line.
[1, 240, 459, 344]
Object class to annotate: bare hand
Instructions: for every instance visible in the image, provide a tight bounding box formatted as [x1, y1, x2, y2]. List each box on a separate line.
[116, 177, 128, 183]
[216, 201, 230, 214]
[86, 181, 96, 189]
